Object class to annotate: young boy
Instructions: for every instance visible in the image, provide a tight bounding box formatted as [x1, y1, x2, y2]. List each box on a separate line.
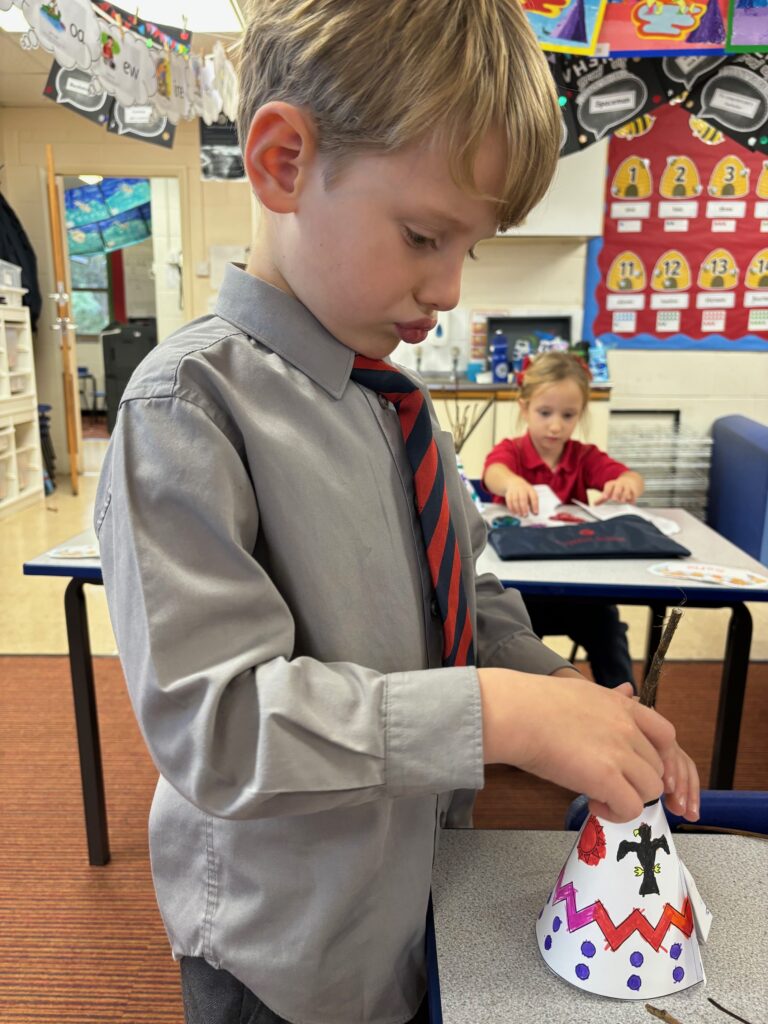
[95, 2, 699, 1022]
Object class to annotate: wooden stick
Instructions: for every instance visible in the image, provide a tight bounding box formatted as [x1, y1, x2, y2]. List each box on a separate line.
[638, 607, 683, 708]
[645, 1004, 684, 1024]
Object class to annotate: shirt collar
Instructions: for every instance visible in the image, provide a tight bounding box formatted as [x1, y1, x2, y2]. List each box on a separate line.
[521, 431, 577, 473]
[214, 264, 355, 399]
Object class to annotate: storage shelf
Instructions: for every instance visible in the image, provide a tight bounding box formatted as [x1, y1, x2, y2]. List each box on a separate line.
[0, 276, 44, 519]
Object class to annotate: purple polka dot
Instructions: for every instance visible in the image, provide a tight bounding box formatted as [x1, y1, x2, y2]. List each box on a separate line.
[544, 935, 552, 950]
[673, 966, 685, 983]
[553, 916, 562, 932]
[670, 943, 682, 960]
[581, 941, 596, 958]
[630, 951, 644, 968]
[575, 963, 590, 980]
[627, 975, 642, 991]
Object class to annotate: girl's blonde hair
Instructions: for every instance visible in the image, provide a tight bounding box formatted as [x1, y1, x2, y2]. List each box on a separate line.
[519, 351, 592, 409]
[233, 0, 561, 230]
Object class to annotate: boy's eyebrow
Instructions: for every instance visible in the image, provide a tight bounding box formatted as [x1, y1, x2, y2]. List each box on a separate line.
[415, 207, 494, 235]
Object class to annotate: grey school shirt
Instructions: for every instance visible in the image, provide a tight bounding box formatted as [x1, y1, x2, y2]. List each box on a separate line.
[95, 265, 570, 1024]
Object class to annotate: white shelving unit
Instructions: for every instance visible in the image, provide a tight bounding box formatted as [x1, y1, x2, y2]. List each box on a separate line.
[0, 260, 44, 518]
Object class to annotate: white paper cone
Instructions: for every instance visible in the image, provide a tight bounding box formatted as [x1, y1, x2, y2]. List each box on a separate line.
[536, 800, 708, 1000]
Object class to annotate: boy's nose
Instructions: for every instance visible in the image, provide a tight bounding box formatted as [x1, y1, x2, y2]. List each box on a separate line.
[416, 257, 463, 312]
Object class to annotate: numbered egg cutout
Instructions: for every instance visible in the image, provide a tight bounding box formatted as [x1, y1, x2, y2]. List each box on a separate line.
[745, 249, 768, 290]
[651, 250, 691, 292]
[708, 155, 750, 198]
[757, 162, 768, 200]
[614, 114, 655, 141]
[698, 249, 739, 291]
[660, 157, 702, 199]
[688, 116, 724, 147]
[606, 251, 647, 293]
[611, 157, 652, 200]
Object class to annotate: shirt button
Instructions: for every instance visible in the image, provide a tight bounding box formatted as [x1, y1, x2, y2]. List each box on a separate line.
[430, 597, 440, 618]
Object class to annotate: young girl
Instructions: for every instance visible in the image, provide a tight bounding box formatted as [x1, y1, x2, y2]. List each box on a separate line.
[482, 351, 644, 690]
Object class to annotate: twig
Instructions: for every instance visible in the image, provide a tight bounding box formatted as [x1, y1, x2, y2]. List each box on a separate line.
[707, 997, 757, 1024]
[645, 1004, 684, 1024]
[638, 607, 683, 708]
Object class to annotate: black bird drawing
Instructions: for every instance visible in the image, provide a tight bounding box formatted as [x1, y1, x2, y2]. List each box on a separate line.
[616, 821, 670, 897]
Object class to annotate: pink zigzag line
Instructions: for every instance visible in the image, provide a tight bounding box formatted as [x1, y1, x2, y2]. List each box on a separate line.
[552, 868, 599, 930]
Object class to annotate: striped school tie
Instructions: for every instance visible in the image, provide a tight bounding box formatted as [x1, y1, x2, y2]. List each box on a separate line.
[350, 355, 475, 668]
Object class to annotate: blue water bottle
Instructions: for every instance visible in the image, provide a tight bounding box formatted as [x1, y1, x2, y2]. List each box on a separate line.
[490, 330, 509, 384]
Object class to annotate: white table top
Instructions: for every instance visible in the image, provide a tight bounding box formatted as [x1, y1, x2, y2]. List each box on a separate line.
[476, 508, 768, 602]
[432, 830, 768, 1024]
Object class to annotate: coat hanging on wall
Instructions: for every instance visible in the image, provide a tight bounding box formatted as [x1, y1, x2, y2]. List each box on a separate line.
[0, 192, 42, 330]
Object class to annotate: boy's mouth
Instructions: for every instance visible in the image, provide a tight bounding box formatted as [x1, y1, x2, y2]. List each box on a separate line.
[395, 319, 437, 344]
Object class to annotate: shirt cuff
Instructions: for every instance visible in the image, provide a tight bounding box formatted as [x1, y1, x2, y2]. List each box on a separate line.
[384, 667, 484, 798]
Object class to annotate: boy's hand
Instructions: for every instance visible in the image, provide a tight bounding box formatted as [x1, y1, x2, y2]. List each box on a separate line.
[504, 478, 539, 517]
[478, 669, 700, 824]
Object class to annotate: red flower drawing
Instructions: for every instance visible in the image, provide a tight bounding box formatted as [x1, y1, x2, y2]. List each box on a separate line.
[578, 814, 607, 866]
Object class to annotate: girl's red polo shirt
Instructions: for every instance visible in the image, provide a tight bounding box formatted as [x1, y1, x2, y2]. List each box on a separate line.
[483, 432, 629, 505]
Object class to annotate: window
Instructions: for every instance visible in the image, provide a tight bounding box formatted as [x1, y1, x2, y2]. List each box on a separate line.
[70, 253, 111, 336]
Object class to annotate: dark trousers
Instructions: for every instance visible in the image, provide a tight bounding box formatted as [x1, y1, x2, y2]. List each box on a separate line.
[180, 957, 430, 1024]
[527, 600, 635, 690]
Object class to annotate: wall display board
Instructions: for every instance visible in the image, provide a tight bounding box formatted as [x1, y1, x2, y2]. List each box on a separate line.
[684, 53, 768, 153]
[590, 102, 768, 349]
[727, 0, 768, 53]
[523, 0, 609, 55]
[598, 0, 728, 55]
[552, 56, 685, 155]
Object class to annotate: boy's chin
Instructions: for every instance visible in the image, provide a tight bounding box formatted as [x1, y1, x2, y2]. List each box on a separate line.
[343, 331, 401, 361]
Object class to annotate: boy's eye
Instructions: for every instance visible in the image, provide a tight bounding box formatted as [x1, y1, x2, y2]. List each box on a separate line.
[404, 227, 437, 250]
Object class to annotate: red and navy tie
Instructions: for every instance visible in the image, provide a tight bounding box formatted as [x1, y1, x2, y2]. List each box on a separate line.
[351, 355, 474, 668]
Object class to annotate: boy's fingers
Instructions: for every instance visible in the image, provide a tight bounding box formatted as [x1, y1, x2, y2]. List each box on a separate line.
[631, 701, 677, 755]
[622, 757, 664, 808]
[588, 777, 644, 824]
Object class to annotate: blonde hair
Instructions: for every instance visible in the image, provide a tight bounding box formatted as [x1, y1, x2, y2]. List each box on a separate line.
[234, 0, 561, 230]
[519, 352, 591, 409]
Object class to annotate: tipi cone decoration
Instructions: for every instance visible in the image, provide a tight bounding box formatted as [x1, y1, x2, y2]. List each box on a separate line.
[536, 798, 708, 999]
[537, 608, 712, 999]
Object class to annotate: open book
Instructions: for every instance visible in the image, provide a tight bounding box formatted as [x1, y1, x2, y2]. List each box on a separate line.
[572, 500, 681, 537]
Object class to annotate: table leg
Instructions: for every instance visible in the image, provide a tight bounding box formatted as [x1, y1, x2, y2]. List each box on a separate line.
[709, 603, 752, 790]
[64, 578, 110, 866]
[644, 603, 667, 682]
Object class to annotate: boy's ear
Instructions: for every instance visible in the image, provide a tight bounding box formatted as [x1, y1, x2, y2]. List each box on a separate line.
[243, 102, 317, 213]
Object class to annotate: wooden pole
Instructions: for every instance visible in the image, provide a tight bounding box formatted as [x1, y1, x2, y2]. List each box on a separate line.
[44, 144, 79, 495]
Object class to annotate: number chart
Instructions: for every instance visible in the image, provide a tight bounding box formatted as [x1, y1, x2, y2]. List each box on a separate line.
[591, 103, 768, 348]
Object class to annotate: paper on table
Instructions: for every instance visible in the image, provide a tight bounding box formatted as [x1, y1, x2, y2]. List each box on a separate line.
[573, 500, 680, 537]
[480, 483, 565, 528]
[649, 562, 768, 588]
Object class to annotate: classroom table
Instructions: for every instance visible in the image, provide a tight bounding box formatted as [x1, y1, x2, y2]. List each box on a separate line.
[430, 830, 767, 1024]
[477, 508, 768, 793]
[23, 511, 768, 865]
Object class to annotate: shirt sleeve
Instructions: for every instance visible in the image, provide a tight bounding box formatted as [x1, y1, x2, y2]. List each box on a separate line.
[94, 394, 482, 821]
[482, 437, 521, 479]
[580, 444, 630, 492]
[462, 485, 573, 676]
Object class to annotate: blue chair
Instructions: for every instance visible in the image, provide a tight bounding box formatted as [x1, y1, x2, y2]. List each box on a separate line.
[565, 791, 768, 836]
